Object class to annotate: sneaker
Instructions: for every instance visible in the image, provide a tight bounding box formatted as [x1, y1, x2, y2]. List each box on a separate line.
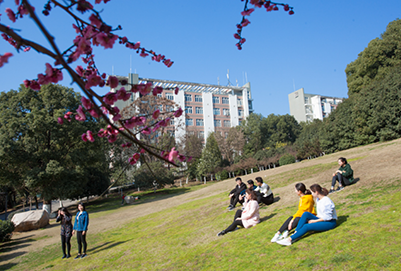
[271, 232, 281, 243]
[276, 238, 292, 246]
[228, 206, 235, 211]
[329, 189, 335, 194]
[227, 205, 233, 209]
[66, 255, 71, 259]
[81, 254, 87, 259]
[74, 255, 81, 260]
[62, 254, 67, 259]
[336, 186, 344, 192]
[281, 230, 289, 239]
[217, 231, 225, 236]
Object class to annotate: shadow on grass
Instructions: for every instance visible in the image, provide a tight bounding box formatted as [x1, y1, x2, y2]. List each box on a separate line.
[0, 234, 35, 253]
[0, 262, 19, 270]
[260, 213, 277, 223]
[88, 239, 133, 254]
[336, 215, 349, 227]
[0, 251, 26, 262]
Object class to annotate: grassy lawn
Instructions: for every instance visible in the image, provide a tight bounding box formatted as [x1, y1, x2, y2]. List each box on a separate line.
[9, 177, 401, 270]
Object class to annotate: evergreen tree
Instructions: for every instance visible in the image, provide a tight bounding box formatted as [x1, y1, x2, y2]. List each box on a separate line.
[197, 133, 222, 178]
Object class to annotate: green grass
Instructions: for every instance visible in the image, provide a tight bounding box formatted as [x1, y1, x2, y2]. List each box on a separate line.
[9, 178, 401, 271]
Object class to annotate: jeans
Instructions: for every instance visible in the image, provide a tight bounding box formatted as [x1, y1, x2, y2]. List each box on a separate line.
[290, 212, 336, 241]
[332, 173, 351, 187]
[278, 216, 300, 233]
[76, 231, 87, 254]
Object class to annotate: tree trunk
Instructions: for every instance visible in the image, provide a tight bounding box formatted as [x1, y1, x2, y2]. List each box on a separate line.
[34, 196, 39, 209]
[204, 176, 206, 184]
[43, 199, 52, 214]
[186, 176, 189, 184]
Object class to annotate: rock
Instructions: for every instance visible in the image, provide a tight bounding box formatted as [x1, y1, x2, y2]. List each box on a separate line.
[11, 210, 49, 232]
[124, 196, 134, 204]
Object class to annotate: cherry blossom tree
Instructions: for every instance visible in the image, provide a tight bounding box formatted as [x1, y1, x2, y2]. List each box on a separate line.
[0, 0, 293, 174]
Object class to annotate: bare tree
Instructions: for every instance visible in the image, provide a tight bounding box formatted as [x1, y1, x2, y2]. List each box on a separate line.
[215, 127, 245, 165]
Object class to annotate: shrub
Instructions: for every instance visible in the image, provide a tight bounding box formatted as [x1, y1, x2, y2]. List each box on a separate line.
[217, 170, 229, 180]
[0, 220, 15, 242]
[279, 154, 296, 166]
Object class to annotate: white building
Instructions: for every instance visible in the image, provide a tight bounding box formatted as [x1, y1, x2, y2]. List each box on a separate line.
[111, 73, 253, 142]
[288, 88, 344, 123]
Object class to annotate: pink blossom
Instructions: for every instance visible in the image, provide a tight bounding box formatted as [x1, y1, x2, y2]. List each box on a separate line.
[103, 92, 118, 105]
[116, 87, 131, 101]
[95, 32, 118, 49]
[174, 108, 183, 118]
[23, 47, 31, 52]
[107, 76, 119, 88]
[241, 18, 250, 27]
[101, 106, 109, 115]
[141, 127, 152, 135]
[152, 109, 160, 119]
[81, 133, 88, 142]
[75, 105, 86, 121]
[177, 155, 186, 162]
[85, 74, 102, 89]
[133, 41, 140, 49]
[81, 96, 93, 110]
[121, 142, 132, 148]
[140, 149, 146, 154]
[168, 147, 178, 162]
[0, 52, 13, 68]
[64, 112, 73, 122]
[241, 8, 255, 16]
[107, 134, 117, 143]
[289, 10, 294, 15]
[113, 113, 121, 122]
[187, 156, 193, 163]
[174, 87, 179, 95]
[152, 86, 163, 96]
[57, 117, 63, 125]
[164, 59, 173, 68]
[89, 14, 102, 28]
[5, 8, 16, 23]
[23, 80, 30, 88]
[30, 80, 41, 91]
[89, 109, 101, 118]
[129, 153, 140, 165]
[86, 130, 95, 142]
[98, 128, 107, 137]
[284, 4, 290, 11]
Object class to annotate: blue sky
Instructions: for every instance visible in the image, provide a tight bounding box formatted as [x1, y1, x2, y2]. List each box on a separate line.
[1, 0, 400, 117]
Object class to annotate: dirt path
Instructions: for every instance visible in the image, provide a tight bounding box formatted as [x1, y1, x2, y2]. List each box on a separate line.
[2, 138, 401, 266]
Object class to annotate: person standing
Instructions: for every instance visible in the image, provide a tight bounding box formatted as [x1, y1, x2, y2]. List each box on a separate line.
[271, 183, 315, 242]
[72, 202, 89, 259]
[276, 184, 337, 246]
[254, 177, 274, 205]
[227, 177, 247, 211]
[56, 207, 73, 259]
[330, 157, 354, 193]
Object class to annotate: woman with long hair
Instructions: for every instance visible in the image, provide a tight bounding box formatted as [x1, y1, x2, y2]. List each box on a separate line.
[276, 184, 337, 246]
[56, 207, 73, 259]
[217, 189, 260, 236]
[72, 202, 89, 259]
[330, 157, 354, 193]
[271, 183, 316, 242]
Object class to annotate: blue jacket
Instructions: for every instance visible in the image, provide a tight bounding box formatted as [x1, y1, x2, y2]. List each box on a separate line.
[73, 211, 89, 231]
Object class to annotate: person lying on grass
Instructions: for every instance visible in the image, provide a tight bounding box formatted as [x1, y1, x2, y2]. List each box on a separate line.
[271, 182, 316, 243]
[330, 157, 354, 193]
[217, 189, 260, 236]
[276, 184, 337, 246]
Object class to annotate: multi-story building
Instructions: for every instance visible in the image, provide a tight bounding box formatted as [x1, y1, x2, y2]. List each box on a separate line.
[112, 73, 253, 142]
[288, 88, 344, 123]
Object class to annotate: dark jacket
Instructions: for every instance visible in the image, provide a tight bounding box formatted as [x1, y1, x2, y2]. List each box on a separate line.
[56, 214, 72, 237]
[339, 163, 354, 182]
[229, 183, 247, 197]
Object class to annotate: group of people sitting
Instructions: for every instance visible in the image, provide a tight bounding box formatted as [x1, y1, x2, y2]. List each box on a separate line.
[217, 157, 355, 246]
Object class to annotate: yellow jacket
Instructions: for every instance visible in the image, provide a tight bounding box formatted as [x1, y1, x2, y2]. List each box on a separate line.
[293, 194, 316, 218]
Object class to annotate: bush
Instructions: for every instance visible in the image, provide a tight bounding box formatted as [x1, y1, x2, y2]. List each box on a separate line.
[0, 220, 15, 242]
[217, 170, 229, 180]
[279, 154, 296, 166]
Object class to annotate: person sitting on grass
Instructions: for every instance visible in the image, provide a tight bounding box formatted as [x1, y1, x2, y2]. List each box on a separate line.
[271, 183, 316, 242]
[330, 157, 354, 193]
[227, 177, 247, 211]
[254, 177, 274, 206]
[276, 184, 337, 246]
[217, 189, 260, 236]
[238, 180, 258, 206]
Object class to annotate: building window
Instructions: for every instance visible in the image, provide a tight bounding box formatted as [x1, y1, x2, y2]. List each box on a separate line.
[185, 94, 192, 102]
[166, 105, 174, 112]
[237, 99, 242, 106]
[186, 118, 193, 126]
[166, 93, 174, 100]
[238, 109, 243, 117]
[224, 132, 229, 139]
[213, 108, 220, 115]
[198, 131, 204, 139]
[157, 93, 162, 98]
[185, 106, 193, 114]
[196, 119, 204, 126]
[170, 119, 175, 125]
[239, 120, 242, 125]
[222, 97, 229, 104]
[195, 95, 202, 102]
[224, 120, 231, 127]
[188, 131, 195, 136]
[223, 108, 230, 116]
[158, 105, 163, 112]
[304, 97, 309, 104]
[214, 120, 221, 127]
[195, 107, 203, 114]
[213, 96, 219, 104]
